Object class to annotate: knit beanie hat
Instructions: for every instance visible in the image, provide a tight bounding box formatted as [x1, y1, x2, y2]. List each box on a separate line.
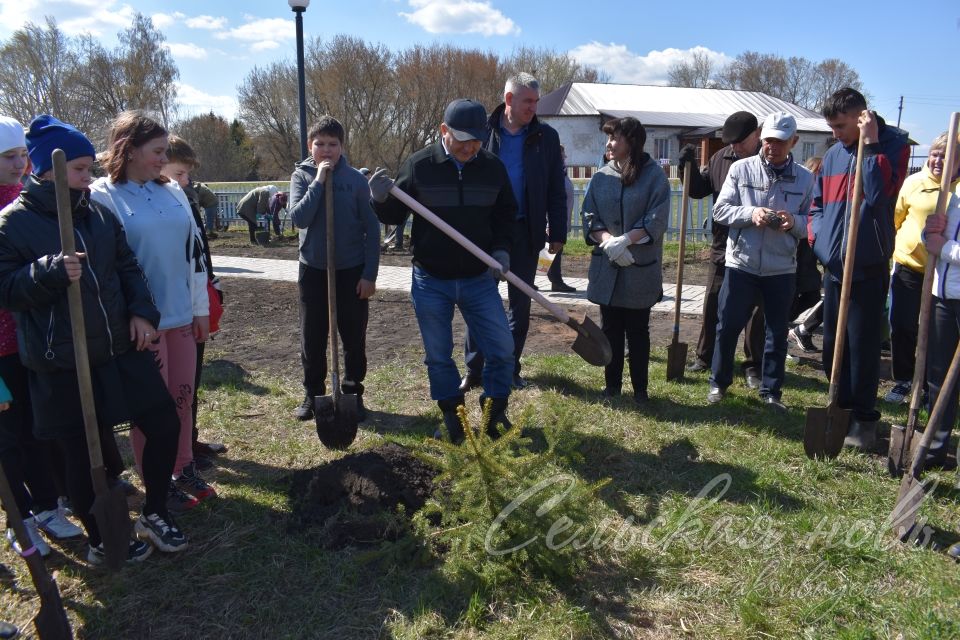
[25, 115, 97, 176]
[0, 116, 26, 154]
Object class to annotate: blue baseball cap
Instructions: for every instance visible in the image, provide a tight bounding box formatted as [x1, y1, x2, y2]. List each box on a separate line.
[443, 99, 487, 142]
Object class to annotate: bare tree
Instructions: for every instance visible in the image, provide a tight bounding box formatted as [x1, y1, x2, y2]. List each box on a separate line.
[501, 46, 607, 93]
[237, 61, 300, 179]
[810, 59, 864, 112]
[667, 51, 715, 88]
[0, 18, 92, 132]
[174, 112, 257, 181]
[716, 51, 788, 98]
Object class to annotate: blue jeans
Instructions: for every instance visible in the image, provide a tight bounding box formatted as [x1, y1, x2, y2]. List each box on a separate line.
[464, 221, 538, 378]
[411, 266, 514, 401]
[711, 268, 794, 398]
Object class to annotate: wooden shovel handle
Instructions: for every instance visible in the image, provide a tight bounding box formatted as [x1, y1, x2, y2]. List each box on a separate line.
[325, 174, 341, 385]
[389, 185, 572, 324]
[672, 162, 691, 343]
[826, 133, 867, 405]
[53, 150, 107, 492]
[905, 112, 960, 432]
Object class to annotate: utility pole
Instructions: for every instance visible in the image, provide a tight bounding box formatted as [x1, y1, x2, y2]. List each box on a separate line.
[897, 95, 903, 128]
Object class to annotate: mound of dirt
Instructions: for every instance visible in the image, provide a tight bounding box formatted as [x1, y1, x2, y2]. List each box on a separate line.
[288, 443, 439, 548]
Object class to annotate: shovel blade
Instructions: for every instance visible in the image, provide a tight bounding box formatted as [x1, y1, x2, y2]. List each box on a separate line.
[90, 483, 132, 571]
[34, 586, 73, 640]
[314, 393, 359, 450]
[570, 314, 612, 366]
[887, 423, 908, 478]
[803, 405, 850, 460]
[891, 475, 928, 542]
[665, 341, 688, 381]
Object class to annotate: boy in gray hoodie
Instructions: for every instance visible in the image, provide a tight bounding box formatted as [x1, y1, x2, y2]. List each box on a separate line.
[288, 116, 380, 421]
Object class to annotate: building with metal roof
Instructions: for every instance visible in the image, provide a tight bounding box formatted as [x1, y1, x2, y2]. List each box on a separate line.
[538, 82, 835, 177]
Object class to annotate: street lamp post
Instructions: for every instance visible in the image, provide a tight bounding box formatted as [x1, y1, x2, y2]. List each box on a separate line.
[289, 0, 310, 160]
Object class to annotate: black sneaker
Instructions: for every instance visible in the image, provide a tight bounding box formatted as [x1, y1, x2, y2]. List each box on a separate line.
[135, 512, 188, 553]
[685, 360, 709, 373]
[87, 539, 153, 565]
[762, 394, 787, 412]
[166, 481, 199, 513]
[294, 396, 315, 421]
[707, 386, 725, 404]
[789, 327, 818, 353]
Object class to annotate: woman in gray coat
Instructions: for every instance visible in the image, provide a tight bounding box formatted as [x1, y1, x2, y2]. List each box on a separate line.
[582, 117, 670, 402]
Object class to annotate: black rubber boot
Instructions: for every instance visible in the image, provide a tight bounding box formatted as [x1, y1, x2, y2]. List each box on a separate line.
[436, 396, 466, 444]
[480, 395, 511, 439]
[843, 418, 877, 452]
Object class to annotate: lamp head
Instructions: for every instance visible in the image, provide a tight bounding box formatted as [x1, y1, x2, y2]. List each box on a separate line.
[288, 0, 310, 10]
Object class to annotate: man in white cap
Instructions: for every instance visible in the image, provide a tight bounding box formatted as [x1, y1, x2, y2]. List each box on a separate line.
[706, 112, 816, 411]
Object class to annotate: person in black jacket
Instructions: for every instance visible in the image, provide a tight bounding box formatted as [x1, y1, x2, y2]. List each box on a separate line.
[369, 99, 517, 442]
[0, 116, 186, 564]
[679, 111, 765, 390]
[461, 72, 568, 390]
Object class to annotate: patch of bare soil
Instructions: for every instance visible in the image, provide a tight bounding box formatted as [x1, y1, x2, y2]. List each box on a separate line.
[287, 442, 438, 548]
[207, 230, 711, 381]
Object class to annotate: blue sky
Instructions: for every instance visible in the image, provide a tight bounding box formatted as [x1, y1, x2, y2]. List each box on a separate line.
[1, 0, 957, 156]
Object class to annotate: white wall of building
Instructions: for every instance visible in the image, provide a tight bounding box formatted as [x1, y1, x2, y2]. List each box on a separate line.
[544, 115, 833, 170]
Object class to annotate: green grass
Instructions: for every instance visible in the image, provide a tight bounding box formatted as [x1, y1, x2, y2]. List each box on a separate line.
[1, 350, 958, 638]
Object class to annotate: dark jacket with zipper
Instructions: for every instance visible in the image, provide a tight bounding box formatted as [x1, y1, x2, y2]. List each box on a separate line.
[0, 176, 159, 373]
[374, 142, 517, 279]
[484, 104, 567, 251]
[810, 116, 910, 282]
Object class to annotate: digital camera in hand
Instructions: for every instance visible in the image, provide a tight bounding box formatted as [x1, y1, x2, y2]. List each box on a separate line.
[763, 210, 784, 229]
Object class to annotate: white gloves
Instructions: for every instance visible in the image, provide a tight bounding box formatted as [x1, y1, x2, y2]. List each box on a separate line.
[600, 234, 634, 267]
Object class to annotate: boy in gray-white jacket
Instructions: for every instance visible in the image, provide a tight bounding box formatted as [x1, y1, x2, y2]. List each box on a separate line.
[707, 112, 815, 411]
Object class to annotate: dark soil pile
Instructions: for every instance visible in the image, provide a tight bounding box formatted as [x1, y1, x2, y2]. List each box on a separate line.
[288, 443, 439, 548]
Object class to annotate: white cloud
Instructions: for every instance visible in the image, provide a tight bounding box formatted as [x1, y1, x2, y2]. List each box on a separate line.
[175, 83, 238, 121]
[164, 42, 207, 60]
[400, 0, 519, 37]
[568, 43, 732, 85]
[59, 3, 136, 36]
[214, 17, 293, 43]
[151, 12, 185, 29]
[185, 15, 228, 30]
[251, 40, 280, 52]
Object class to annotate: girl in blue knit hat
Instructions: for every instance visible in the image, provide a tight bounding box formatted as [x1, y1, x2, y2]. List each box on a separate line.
[0, 115, 84, 560]
[0, 114, 189, 564]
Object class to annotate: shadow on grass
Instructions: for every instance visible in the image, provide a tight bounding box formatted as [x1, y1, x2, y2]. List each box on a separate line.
[202, 359, 271, 395]
[561, 432, 805, 523]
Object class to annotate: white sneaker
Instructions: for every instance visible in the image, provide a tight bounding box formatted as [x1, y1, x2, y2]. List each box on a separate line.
[6, 518, 50, 557]
[34, 508, 83, 539]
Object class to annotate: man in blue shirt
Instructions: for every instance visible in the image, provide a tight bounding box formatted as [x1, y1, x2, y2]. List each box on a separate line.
[461, 72, 568, 391]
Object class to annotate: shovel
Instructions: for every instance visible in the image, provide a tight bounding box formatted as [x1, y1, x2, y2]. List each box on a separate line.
[890, 339, 960, 541]
[0, 465, 73, 639]
[389, 185, 612, 366]
[803, 133, 866, 459]
[53, 149, 131, 570]
[888, 112, 959, 477]
[666, 161, 692, 380]
[315, 172, 360, 449]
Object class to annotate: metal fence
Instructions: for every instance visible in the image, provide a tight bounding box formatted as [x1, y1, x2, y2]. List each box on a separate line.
[209, 181, 715, 241]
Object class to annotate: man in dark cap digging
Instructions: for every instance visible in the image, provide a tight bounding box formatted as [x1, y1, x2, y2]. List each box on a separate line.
[369, 99, 517, 443]
[679, 111, 765, 390]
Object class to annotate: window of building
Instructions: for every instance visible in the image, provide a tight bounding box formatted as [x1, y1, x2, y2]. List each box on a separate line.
[654, 138, 670, 162]
[802, 142, 816, 162]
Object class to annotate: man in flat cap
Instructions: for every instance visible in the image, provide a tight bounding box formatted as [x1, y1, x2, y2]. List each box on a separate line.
[679, 111, 765, 389]
[369, 99, 518, 443]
